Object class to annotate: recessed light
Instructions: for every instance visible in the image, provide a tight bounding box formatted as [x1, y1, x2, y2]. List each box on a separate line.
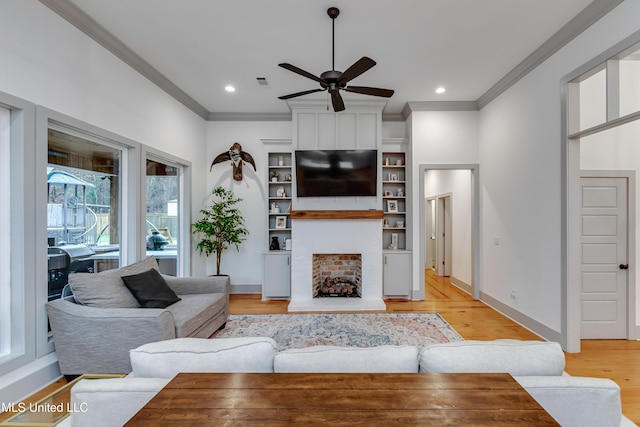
[225, 85, 236, 93]
[435, 87, 446, 94]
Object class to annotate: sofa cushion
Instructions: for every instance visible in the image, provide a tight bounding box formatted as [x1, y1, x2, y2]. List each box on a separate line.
[130, 337, 278, 377]
[514, 376, 622, 427]
[274, 345, 420, 373]
[121, 268, 181, 308]
[164, 293, 226, 337]
[419, 339, 565, 376]
[69, 257, 159, 308]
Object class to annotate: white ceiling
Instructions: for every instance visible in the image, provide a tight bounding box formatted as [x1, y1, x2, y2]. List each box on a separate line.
[63, 0, 597, 118]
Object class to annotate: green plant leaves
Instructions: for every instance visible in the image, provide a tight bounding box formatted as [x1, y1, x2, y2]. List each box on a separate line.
[192, 186, 249, 275]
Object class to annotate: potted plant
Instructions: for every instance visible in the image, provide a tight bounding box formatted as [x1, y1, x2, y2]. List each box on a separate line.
[270, 170, 279, 182]
[192, 186, 249, 275]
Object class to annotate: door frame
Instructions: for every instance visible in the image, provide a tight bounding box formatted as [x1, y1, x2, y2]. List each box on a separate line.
[418, 164, 480, 300]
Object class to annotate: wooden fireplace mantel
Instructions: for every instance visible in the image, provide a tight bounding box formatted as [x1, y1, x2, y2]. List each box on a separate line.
[290, 210, 383, 220]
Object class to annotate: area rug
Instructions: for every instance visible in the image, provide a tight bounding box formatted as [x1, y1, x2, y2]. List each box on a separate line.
[211, 313, 463, 350]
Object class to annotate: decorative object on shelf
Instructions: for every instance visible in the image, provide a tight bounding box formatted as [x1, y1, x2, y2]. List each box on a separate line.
[275, 215, 287, 229]
[270, 170, 279, 182]
[385, 190, 392, 197]
[396, 220, 404, 228]
[387, 200, 398, 213]
[285, 238, 292, 250]
[284, 173, 292, 181]
[285, 202, 291, 213]
[192, 186, 249, 275]
[384, 158, 390, 166]
[396, 159, 403, 166]
[389, 173, 398, 181]
[383, 218, 389, 227]
[278, 156, 284, 166]
[397, 188, 404, 197]
[210, 142, 256, 182]
[270, 202, 280, 214]
[388, 233, 398, 250]
[270, 236, 280, 250]
[276, 186, 286, 198]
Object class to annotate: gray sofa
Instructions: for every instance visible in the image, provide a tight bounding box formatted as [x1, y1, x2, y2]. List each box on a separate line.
[46, 257, 229, 376]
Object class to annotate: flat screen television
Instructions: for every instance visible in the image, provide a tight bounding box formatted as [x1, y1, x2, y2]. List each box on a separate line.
[295, 149, 377, 197]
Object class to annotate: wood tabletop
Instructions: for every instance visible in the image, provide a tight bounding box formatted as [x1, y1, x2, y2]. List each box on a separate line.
[126, 372, 558, 426]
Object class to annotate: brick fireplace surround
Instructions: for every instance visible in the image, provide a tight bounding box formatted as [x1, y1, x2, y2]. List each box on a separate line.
[288, 210, 385, 312]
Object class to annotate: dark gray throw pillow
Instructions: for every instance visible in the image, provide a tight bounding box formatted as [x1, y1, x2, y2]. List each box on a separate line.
[121, 268, 181, 308]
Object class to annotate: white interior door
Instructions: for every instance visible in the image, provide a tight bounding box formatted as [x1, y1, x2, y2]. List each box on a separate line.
[436, 195, 452, 277]
[580, 177, 628, 339]
[425, 198, 436, 270]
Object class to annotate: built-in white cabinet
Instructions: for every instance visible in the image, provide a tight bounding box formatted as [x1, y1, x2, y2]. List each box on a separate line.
[383, 251, 412, 298]
[263, 251, 291, 299]
[264, 149, 292, 300]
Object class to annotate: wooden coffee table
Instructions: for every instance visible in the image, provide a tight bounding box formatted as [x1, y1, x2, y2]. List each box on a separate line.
[126, 372, 559, 426]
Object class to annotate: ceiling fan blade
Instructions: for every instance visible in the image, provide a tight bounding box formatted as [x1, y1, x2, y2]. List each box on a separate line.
[343, 86, 395, 98]
[330, 90, 345, 112]
[278, 63, 326, 86]
[338, 56, 376, 85]
[278, 88, 325, 100]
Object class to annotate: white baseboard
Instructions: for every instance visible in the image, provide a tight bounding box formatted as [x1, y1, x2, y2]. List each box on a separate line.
[480, 291, 562, 343]
[450, 276, 472, 294]
[0, 352, 61, 404]
[230, 284, 262, 294]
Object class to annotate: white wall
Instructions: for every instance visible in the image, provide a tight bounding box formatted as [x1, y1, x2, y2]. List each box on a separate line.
[204, 121, 292, 288]
[424, 169, 473, 286]
[478, 0, 640, 340]
[0, 0, 207, 402]
[410, 111, 479, 293]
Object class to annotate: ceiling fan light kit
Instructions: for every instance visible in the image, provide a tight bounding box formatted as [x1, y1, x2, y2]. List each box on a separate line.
[278, 7, 394, 112]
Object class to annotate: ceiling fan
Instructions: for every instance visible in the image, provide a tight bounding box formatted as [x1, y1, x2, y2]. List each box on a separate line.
[278, 7, 394, 112]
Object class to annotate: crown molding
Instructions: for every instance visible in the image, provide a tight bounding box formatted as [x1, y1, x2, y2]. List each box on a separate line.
[402, 101, 479, 120]
[39, 0, 210, 121]
[41, 0, 623, 121]
[208, 112, 292, 121]
[477, 0, 624, 109]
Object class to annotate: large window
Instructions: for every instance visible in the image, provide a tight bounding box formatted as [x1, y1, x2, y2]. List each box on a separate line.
[146, 158, 181, 276]
[0, 106, 10, 355]
[46, 128, 122, 300]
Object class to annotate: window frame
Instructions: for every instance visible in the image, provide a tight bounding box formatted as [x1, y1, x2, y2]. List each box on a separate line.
[0, 92, 36, 375]
[142, 146, 192, 277]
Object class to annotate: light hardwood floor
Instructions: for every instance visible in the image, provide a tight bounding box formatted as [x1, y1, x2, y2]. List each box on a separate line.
[2, 270, 639, 424]
[230, 270, 640, 424]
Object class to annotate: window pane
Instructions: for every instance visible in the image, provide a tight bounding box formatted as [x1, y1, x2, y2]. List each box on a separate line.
[146, 159, 179, 276]
[619, 47, 640, 117]
[579, 68, 607, 131]
[47, 129, 122, 300]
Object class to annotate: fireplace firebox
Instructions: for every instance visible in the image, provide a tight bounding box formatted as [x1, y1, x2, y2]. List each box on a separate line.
[312, 254, 362, 298]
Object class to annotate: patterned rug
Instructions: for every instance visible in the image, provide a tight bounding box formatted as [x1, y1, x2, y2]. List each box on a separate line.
[211, 313, 463, 350]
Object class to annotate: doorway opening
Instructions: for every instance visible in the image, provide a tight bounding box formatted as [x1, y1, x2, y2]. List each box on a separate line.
[418, 164, 479, 300]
